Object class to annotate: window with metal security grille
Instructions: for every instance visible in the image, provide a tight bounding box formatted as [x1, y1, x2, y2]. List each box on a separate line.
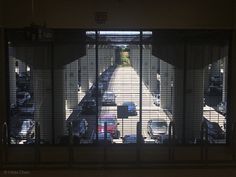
[6, 30, 229, 145]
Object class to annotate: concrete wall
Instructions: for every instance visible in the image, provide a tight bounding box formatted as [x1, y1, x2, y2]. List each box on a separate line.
[2, 0, 233, 29]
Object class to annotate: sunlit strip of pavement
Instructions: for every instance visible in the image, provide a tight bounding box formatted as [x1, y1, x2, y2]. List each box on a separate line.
[109, 66, 171, 138]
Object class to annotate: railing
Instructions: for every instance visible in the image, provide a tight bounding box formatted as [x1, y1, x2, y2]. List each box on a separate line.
[0, 121, 235, 169]
[1, 122, 8, 166]
[168, 120, 175, 161]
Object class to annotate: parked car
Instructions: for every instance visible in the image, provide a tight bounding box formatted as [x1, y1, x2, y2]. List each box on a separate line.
[72, 118, 88, 138]
[147, 119, 168, 142]
[153, 94, 160, 106]
[17, 92, 31, 106]
[207, 84, 222, 96]
[98, 114, 119, 138]
[82, 99, 96, 114]
[17, 119, 35, 139]
[122, 134, 145, 144]
[122, 101, 137, 116]
[217, 101, 227, 115]
[98, 82, 107, 95]
[19, 103, 35, 115]
[210, 75, 222, 85]
[24, 139, 49, 144]
[203, 118, 225, 140]
[93, 132, 113, 144]
[101, 74, 109, 82]
[102, 91, 116, 106]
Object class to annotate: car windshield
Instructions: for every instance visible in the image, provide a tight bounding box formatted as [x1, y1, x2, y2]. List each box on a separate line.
[21, 121, 31, 129]
[99, 119, 116, 125]
[151, 121, 167, 128]
[104, 93, 113, 97]
[85, 101, 95, 106]
[123, 102, 134, 106]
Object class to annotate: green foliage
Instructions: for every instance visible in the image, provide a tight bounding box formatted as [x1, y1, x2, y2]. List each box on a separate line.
[121, 56, 130, 66]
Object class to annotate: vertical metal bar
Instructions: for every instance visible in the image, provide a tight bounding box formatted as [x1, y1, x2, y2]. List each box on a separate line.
[139, 31, 143, 142]
[226, 34, 232, 145]
[200, 120, 208, 161]
[104, 122, 107, 142]
[68, 121, 73, 167]
[2, 122, 8, 165]
[200, 120, 205, 160]
[51, 42, 55, 144]
[136, 121, 141, 163]
[168, 121, 175, 161]
[104, 122, 107, 163]
[34, 122, 40, 165]
[95, 31, 99, 141]
[168, 121, 173, 161]
[4, 29, 10, 145]
[1, 28, 8, 168]
[182, 41, 187, 144]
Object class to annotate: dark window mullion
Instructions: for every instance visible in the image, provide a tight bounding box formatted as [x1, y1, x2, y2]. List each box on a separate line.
[95, 31, 99, 141]
[139, 31, 143, 143]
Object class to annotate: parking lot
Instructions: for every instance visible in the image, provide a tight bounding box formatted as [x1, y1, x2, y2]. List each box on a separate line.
[71, 64, 226, 144]
[9, 57, 226, 145]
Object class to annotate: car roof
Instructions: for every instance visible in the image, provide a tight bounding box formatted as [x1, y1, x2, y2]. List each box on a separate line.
[124, 134, 136, 138]
[123, 101, 135, 105]
[149, 119, 167, 122]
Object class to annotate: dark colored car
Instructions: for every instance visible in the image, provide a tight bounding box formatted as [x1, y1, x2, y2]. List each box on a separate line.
[82, 99, 96, 114]
[122, 101, 137, 116]
[203, 118, 225, 139]
[147, 119, 168, 142]
[122, 134, 144, 144]
[16, 91, 31, 106]
[207, 84, 222, 96]
[72, 119, 88, 138]
[19, 103, 35, 115]
[98, 114, 119, 138]
[102, 92, 116, 106]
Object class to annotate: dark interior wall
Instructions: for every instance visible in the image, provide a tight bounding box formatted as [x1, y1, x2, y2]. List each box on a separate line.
[2, 0, 234, 29]
[0, 1, 235, 176]
[0, 30, 5, 146]
[230, 1, 236, 136]
[0, 0, 3, 27]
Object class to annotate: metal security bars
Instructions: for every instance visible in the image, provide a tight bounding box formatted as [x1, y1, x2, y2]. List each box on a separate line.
[6, 29, 230, 147]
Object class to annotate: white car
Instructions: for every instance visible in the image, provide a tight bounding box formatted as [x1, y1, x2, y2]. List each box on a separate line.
[18, 119, 35, 139]
[217, 102, 227, 115]
[102, 91, 116, 106]
[153, 94, 160, 106]
[17, 92, 31, 106]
